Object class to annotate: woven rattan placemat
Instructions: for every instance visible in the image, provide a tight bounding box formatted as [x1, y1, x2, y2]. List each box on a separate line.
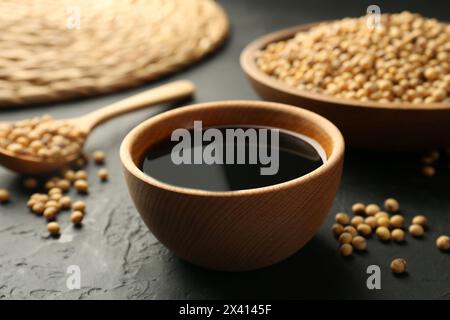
[0, 0, 228, 108]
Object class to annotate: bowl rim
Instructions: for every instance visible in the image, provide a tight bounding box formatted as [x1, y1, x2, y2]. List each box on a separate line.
[120, 100, 345, 197]
[240, 22, 450, 111]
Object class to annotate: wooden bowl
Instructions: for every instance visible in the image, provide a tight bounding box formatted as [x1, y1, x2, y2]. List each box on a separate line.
[240, 23, 450, 150]
[120, 100, 344, 271]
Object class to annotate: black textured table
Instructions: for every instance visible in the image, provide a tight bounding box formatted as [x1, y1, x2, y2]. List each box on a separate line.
[1, 0, 449, 300]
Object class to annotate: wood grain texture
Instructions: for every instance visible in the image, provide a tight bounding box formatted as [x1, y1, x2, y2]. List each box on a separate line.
[240, 23, 450, 150]
[120, 101, 344, 271]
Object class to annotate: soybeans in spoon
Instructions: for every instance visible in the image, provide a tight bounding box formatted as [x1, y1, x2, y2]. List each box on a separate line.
[0, 80, 195, 175]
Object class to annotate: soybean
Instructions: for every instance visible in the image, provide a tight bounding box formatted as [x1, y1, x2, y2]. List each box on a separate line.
[93, 151, 106, 165]
[391, 229, 405, 242]
[351, 203, 366, 215]
[339, 244, 353, 257]
[335, 212, 350, 225]
[412, 215, 427, 226]
[47, 222, 60, 235]
[70, 211, 84, 225]
[390, 215, 405, 228]
[391, 258, 407, 274]
[331, 224, 344, 236]
[352, 236, 367, 251]
[357, 224, 372, 237]
[97, 168, 109, 182]
[339, 232, 353, 244]
[74, 180, 89, 194]
[0, 189, 10, 203]
[343, 226, 358, 237]
[351, 216, 364, 227]
[376, 226, 390, 241]
[436, 235, 450, 251]
[384, 198, 400, 212]
[365, 204, 380, 216]
[409, 224, 424, 237]
[72, 201, 86, 212]
[377, 216, 390, 228]
[43, 207, 58, 221]
[364, 216, 378, 229]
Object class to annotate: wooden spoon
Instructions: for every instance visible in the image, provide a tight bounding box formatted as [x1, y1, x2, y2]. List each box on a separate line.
[0, 80, 195, 175]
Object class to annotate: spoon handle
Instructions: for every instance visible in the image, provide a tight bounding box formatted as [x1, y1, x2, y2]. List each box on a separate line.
[78, 80, 195, 131]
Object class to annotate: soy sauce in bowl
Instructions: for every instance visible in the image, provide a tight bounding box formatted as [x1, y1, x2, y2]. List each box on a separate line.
[142, 125, 325, 191]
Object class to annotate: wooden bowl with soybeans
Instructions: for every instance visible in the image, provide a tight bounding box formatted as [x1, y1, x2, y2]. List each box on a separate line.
[241, 12, 450, 150]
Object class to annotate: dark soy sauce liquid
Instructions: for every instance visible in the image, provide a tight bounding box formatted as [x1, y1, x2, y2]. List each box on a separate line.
[141, 126, 325, 191]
